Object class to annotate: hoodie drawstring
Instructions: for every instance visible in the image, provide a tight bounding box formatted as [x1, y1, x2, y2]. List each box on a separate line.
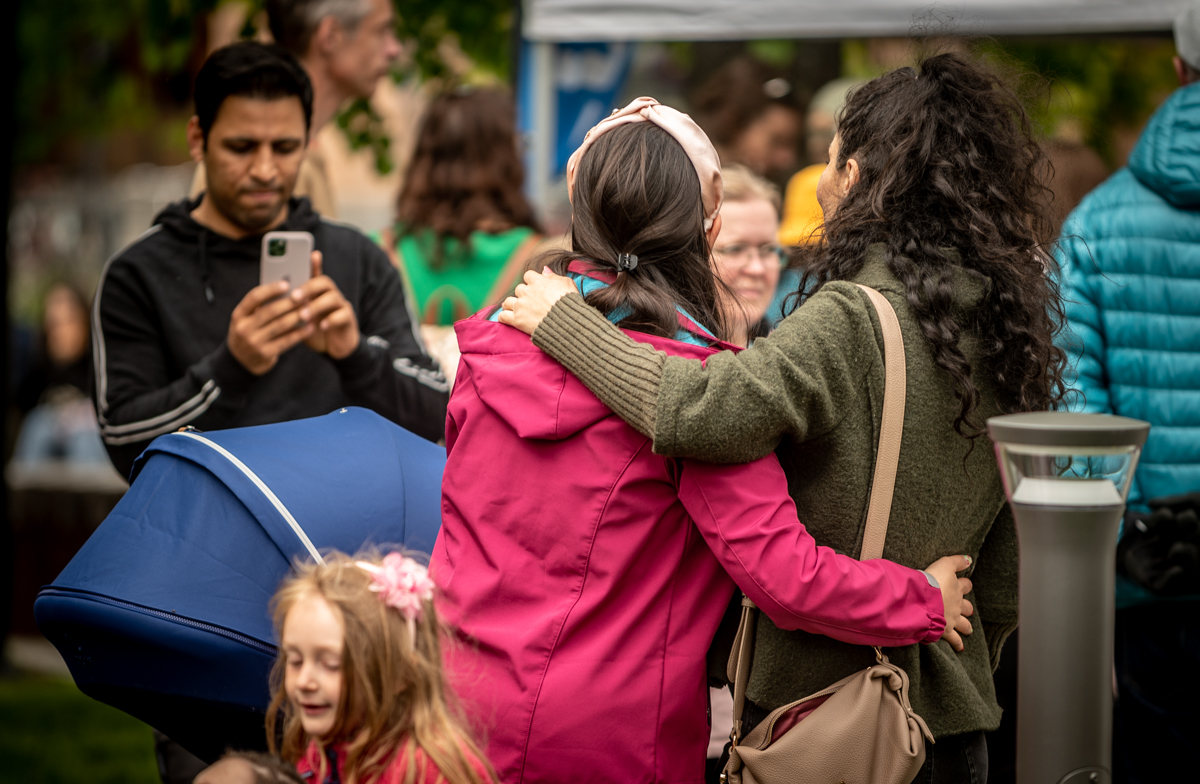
[198, 229, 215, 305]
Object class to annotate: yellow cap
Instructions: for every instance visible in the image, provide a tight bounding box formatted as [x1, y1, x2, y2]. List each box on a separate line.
[778, 164, 825, 246]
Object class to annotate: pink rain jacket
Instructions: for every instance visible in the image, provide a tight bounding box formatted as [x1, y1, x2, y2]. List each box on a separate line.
[431, 314, 946, 784]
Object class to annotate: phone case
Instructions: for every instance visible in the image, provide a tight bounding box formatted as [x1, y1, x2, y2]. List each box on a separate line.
[260, 231, 314, 289]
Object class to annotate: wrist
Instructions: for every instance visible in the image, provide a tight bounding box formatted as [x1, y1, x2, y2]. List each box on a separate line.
[530, 291, 585, 347]
[226, 339, 272, 376]
[921, 573, 948, 644]
[330, 337, 375, 380]
[328, 332, 361, 361]
[210, 342, 259, 395]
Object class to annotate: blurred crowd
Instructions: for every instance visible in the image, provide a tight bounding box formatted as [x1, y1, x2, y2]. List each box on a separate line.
[4, 36, 1114, 489]
[7, 1, 1200, 784]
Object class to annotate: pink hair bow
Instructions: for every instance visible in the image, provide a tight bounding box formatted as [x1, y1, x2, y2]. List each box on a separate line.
[566, 96, 723, 230]
[356, 553, 435, 641]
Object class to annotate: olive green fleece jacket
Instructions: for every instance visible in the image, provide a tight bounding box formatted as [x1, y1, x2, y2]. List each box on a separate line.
[530, 246, 1018, 739]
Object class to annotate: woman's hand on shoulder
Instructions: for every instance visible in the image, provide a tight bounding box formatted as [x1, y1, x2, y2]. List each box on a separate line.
[498, 268, 577, 335]
[924, 555, 974, 652]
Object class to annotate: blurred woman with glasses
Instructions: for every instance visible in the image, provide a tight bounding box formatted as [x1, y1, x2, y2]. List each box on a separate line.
[713, 165, 787, 346]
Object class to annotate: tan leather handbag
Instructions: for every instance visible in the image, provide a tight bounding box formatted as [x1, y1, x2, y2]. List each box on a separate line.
[721, 285, 935, 784]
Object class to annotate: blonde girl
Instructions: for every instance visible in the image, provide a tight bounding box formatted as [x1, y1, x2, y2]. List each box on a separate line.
[266, 551, 494, 784]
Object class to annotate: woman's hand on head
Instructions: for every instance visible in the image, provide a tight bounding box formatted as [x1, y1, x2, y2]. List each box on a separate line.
[498, 268, 578, 336]
[924, 555, 974, 653]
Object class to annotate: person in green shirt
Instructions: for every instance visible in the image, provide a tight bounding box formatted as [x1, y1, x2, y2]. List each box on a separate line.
[381, 87, 542, 328]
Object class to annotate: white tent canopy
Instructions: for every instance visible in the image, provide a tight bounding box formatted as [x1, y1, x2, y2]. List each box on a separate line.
[523, 0, 1189, 42]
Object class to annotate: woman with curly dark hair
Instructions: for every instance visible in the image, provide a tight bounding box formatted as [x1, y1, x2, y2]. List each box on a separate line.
[499, 52, 1067, 783]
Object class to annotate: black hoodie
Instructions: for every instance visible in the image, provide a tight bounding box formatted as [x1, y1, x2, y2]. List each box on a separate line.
[92, 196, 449, 478]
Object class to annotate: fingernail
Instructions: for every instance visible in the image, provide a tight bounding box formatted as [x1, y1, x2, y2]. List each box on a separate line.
[964, 555, 973, 568]
[300, 308, 310, 320]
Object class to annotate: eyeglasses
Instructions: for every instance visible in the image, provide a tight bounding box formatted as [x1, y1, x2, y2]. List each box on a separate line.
[714, 243, 788, 268]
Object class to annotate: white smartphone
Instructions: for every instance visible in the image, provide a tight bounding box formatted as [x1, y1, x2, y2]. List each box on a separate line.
[260, 231, 314, 290]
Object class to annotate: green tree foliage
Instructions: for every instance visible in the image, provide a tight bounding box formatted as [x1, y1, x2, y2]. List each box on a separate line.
[17, 0, 218, 165]
[336, 97, 394, 174]
[842, 36, 1178, 166]
[337, 0, 514, 174]
[16, 0, 514, 169]
[395, 0, 513, 81]
[976, 38, 1178, 164]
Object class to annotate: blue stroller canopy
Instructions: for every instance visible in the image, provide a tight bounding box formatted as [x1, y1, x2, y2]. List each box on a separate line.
[35, 407, 445, 762]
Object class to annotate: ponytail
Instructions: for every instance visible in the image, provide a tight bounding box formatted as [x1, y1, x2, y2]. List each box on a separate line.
[530, 122, 731, 342]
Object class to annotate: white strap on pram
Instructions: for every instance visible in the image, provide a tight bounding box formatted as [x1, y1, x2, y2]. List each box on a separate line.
[173, 431, 325, 565]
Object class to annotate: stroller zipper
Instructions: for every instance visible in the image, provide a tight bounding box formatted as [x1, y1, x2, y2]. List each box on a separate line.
[38, 588, 277, 656]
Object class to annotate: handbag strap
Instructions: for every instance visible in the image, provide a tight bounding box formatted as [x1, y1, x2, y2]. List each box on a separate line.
[729, 595, 758, 745]
[727, 284, 906, 747]
[854, 284, 907, 561]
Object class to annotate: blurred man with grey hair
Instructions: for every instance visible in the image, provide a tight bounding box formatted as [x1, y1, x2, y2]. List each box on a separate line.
[1055, 4, 1200, 783]
[265, 0, 401, 133]
[192, 0, 401, 217]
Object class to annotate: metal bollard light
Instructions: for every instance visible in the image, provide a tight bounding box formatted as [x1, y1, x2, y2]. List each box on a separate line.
[987, 412, 1149, 784]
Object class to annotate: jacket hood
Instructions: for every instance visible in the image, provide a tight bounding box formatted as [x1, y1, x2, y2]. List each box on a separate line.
[152, 195, 322, 245]
[152, 196, 324, 303]
[1128, 83, 1200, 209]
[454, 316, 730, 441]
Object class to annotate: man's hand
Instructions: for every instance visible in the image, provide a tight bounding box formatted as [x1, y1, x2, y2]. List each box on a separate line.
[924, 555, 975, 652]
[228, 280, 315, 375]
[498, 268, 578, 335]
[292, 251, 360, 360]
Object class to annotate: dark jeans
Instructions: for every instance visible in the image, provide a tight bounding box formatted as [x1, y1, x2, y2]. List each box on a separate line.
[914, 730, 988, 784]
[716, 701, 988, 784]
[985, 629, 1019, 784]
[704, 755, 725, 784]
[1113, 602, 1200, 784]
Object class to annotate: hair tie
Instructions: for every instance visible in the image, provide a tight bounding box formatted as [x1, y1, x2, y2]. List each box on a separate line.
[617, 253, 639, 271]
[356, 553, 435, 643]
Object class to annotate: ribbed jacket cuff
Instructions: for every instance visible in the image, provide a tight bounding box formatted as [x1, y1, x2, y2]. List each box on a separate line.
[531, 292, 666, 438]
[331, 337, 376, 383]
[207, 342, 257, 400]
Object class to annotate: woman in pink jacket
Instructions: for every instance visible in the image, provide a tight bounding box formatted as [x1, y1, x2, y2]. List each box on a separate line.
[430, 99, 972, 784]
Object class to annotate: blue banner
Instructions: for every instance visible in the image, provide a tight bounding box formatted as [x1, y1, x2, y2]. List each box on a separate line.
[553, 42, 634, 176]
[518, 41, 635, 184]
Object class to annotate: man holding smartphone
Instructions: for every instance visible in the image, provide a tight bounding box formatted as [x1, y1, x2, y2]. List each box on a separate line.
[92, 42, 448, 480]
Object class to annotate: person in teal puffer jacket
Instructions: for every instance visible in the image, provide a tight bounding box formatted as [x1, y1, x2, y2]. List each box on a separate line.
[1056, 7, 1200, 780]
